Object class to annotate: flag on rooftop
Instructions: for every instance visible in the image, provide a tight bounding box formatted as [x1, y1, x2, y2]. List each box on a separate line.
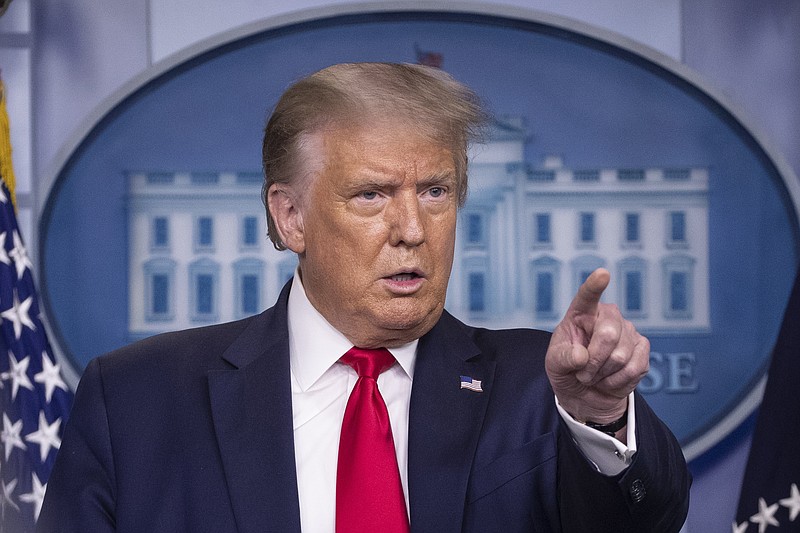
[414, 44, 443, 69]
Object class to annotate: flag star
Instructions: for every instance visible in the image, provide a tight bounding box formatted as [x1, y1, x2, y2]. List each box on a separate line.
[34, 352, 69, 403]
[8, 230, 32, 280]
[732, 521, 749, 533]
[1, 289, 36, 340]
[1, 413, 27, 460]
[19, 472, 46, 522]
[780, 483, 800, 521]
[25, 411, 62, 462]
[0, 478, 20, 518]
[0, 231, 9, 265]
[3, 351, 33, 400]
[750, 497, 780, 533]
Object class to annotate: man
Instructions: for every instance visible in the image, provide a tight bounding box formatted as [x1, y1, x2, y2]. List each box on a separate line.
[39, 63, 690, 532]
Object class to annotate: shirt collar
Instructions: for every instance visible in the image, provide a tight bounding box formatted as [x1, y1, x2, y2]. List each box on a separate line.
[287, 269, 417, 392]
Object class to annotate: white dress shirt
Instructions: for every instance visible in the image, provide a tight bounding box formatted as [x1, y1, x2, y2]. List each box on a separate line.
[287, 272, 636, 532]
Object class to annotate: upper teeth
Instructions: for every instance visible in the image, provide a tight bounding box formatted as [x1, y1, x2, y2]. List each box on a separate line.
[392, 274, 414, 281]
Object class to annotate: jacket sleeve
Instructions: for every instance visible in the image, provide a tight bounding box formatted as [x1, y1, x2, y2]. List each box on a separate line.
[38, 358, 117, 532]
[557, 391, 691, 533]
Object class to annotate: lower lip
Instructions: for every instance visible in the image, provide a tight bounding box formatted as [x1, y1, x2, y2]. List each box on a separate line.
[382, 276, 425, 295]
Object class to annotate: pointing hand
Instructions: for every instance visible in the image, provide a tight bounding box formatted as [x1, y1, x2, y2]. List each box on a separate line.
[545, 268, 650, 428]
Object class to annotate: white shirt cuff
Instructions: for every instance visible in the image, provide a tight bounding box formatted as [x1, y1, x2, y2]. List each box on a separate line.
[555, 392, 638, 476]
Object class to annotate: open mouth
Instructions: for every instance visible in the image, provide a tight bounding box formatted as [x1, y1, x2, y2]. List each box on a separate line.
[389, 272, 421, 282]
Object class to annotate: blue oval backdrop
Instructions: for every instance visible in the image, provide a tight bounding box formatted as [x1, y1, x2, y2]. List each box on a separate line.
[39, 9, 800, 458]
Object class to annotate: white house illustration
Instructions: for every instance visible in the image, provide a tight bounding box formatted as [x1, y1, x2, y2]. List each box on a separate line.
[126, 117, 709, 341]
[126, 171, 297, 342]
[448, 117, 709, 334]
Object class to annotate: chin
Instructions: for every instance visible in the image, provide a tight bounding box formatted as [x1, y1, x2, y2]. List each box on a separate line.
[376, 304, 443, 337]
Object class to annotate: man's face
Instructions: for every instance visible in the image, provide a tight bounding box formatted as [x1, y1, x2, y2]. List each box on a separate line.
[280, 124, 459, 348]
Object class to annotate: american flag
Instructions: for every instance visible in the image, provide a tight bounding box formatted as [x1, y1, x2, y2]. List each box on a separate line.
[0, 176, 73, 531]
[735, 266, 800, 533]
[414, 44, 443, 69]
[460, 375, 483, 393]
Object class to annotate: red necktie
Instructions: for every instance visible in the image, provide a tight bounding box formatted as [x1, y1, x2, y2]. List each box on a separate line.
[336, 347, 410, 533]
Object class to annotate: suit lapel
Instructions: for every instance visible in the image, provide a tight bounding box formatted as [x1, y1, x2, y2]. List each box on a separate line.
[208, 284, 301, 533]
[408, 312, 495, 532]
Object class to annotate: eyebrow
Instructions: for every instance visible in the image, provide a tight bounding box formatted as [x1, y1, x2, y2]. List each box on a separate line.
[416, 170, 457, 188]
[347, 167, 455, 187]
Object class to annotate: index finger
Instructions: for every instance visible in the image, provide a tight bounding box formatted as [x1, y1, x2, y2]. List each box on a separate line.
[569, 268, 611, 317]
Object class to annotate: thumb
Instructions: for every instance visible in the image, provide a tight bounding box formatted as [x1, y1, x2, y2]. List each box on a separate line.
[546, 341, 590, 379]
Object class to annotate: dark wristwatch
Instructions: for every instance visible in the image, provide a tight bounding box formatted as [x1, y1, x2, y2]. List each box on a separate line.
[584, 408, 628, 437]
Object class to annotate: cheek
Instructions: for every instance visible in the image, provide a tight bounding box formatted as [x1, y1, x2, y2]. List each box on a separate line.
[432, 217, 457, 260]
[308, 226, 375, 276]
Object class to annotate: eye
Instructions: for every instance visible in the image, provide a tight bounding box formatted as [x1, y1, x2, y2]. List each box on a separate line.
[360, 191, 378, 200]
[428, 187, 445, 198]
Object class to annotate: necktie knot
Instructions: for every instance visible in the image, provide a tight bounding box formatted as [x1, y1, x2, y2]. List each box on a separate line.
[341, 346, 396, 380]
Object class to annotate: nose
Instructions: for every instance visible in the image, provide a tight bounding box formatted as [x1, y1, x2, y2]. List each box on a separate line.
[388, 193, 425, 247]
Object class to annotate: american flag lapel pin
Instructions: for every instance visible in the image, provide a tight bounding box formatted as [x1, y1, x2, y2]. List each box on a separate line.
[460, 375, 483, 393]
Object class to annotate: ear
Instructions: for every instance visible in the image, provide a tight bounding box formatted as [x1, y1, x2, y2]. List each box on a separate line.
[268, 183, 306, 253]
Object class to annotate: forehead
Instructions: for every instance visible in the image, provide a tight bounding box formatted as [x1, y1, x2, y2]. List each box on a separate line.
[316, 123, 457, 176]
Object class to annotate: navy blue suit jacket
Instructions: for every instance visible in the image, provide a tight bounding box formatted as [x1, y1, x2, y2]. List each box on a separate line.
[39, 283, 690, 532]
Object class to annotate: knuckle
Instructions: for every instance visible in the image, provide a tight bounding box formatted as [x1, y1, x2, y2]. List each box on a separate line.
[609, 348, 628, 367]
[638, 355, 651, 376]
[639, 335, 651, 353]
[603, 360, 648, 392]
[594, 322, 619, 340]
